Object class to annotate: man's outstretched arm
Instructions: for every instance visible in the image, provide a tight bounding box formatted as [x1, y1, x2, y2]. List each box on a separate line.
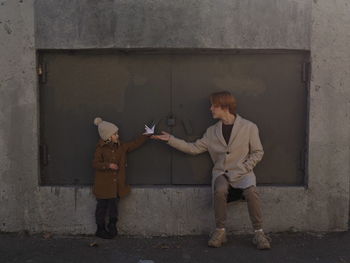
[152, 131, 209, 155]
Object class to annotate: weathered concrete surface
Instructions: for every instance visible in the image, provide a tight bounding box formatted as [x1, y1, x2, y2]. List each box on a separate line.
[25, 187, 95, 234]
[306, 0, 350, 231]
[0, 0, 350, 235]
[0, 0, 37, 232]
[22, 186, 309, 235]
[119, 187, 310, 235]
[34, 0, 311, 49]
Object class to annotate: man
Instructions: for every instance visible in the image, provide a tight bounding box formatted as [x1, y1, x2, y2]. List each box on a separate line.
[152, 91, 271, 249]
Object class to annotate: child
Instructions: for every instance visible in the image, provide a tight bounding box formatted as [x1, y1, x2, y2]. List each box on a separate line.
[92, 117, 149, 239]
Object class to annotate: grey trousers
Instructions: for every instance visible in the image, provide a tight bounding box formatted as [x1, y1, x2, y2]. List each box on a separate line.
[214, 175, 263, 230]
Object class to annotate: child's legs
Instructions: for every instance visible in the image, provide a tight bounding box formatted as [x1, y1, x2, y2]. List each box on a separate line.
[107, 197, 119, 221]
[95, 199, 109, 225]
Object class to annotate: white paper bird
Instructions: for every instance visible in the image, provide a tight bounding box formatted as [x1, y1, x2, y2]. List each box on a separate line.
[144, 124, 155, 135]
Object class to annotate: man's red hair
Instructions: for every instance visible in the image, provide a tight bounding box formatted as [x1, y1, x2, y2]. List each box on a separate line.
[210, 91, 237, 115]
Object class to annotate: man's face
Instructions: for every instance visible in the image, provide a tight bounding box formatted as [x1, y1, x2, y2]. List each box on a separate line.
[210, 104, 226, 119]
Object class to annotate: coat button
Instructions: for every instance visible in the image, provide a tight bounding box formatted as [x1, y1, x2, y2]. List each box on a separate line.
[225, 170, 228, 173]
[226, 152, 230, 154]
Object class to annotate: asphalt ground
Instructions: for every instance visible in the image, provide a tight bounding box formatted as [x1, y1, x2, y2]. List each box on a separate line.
[0, 231, 349, 263]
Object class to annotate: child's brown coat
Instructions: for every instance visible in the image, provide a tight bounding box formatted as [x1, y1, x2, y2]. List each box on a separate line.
[92, 135, 147, 199]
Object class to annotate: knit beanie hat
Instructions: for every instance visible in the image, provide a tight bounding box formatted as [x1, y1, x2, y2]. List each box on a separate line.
[94, 117, 119, 141]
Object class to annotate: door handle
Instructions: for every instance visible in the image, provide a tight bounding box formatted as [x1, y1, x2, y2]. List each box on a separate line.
[40, 144, 49, 166]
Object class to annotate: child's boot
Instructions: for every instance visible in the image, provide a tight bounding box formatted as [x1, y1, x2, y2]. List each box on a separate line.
[95, 224, 113, 239]
[108, 218, 118, 237]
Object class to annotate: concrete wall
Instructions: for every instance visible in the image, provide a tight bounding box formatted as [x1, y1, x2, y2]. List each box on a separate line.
[307, 0, 350, 231]
[35, 0, 311, 49]
[0, 0, 37, 232]
[0, 0, 349, 235]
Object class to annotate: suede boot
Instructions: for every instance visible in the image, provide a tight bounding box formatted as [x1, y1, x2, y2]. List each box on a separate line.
[253, 230, 271, 250]
[107, 218, 118, 237]
[208, 228, 227, 248]
[95, 224, 113, 239]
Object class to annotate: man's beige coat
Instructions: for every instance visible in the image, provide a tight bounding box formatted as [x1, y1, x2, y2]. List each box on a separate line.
[168, 115, 264, 189]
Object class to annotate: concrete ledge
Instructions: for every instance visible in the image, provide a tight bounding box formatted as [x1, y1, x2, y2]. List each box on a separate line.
[24, 185, 311, 236]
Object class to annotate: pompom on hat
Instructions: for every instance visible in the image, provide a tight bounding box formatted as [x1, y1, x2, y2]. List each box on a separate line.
[94, 117, 119, 141]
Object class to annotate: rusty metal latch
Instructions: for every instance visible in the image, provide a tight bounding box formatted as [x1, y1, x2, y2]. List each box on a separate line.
[38, 63, 47, 83]
[37, 65, 43, 75]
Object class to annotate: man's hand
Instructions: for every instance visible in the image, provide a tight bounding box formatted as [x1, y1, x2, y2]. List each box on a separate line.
[109, 163, 119, 170]
[151, 131, 171, 142]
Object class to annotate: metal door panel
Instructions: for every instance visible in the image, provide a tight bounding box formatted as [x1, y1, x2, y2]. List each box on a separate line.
[171, 53, 307, 185]
[40, 52, 171, 185]
[39, 50, 308, 186]
[171, 56, 216, 185]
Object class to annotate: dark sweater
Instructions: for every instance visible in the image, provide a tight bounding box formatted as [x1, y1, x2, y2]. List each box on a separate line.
[222, 122, 245, 202]
[222, 123, 234, 145]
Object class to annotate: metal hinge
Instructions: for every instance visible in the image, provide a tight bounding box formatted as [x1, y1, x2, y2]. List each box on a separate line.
[37, 64, 43, 75]
[302, 61, 311, 84]
[299, 148, 306, 171]
[37, 63, 47, 83]
[40, 143, 49, 166]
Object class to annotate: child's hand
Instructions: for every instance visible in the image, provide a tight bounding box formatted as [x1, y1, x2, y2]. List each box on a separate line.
[109, 163, 118, 170]
[151, 131, 171, 142]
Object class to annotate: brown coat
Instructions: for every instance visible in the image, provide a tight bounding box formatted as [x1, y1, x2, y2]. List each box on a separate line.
[92, 135, 148, 199]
